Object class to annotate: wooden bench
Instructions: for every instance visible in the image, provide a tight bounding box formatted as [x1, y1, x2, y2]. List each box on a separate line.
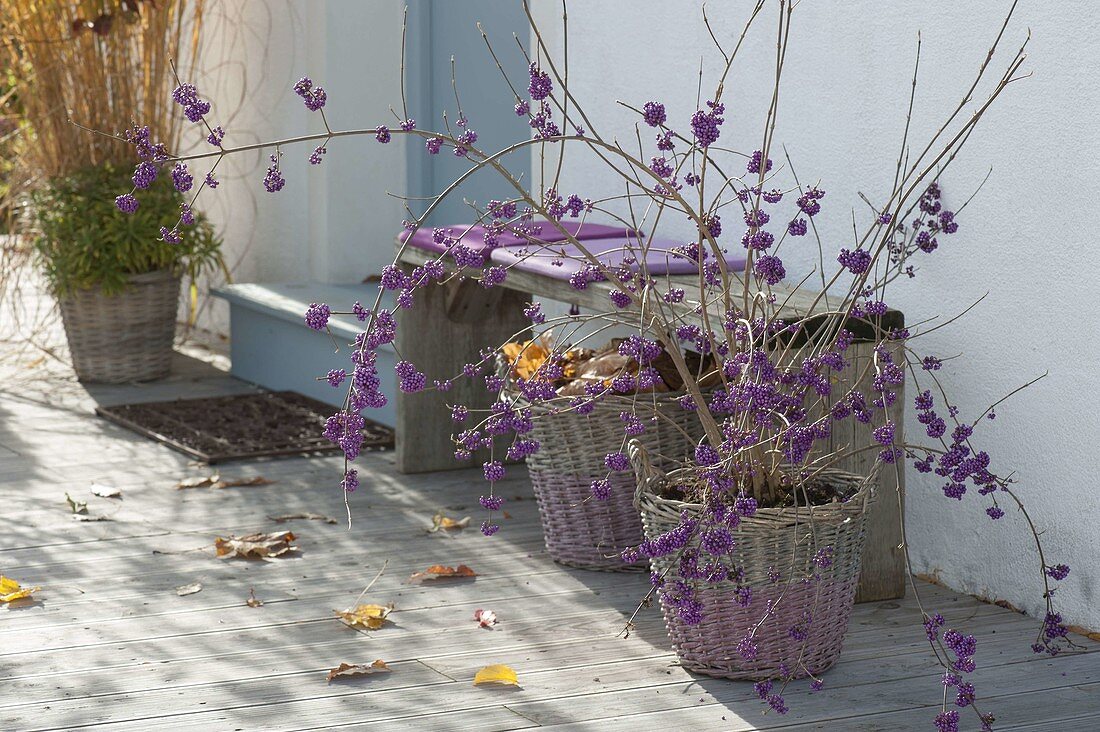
[394, 239, 906, 602]
[213, 283, 398, 425]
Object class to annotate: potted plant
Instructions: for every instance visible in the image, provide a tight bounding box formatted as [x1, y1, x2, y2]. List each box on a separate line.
[92, 1, 1076, 726]
[30, 164, 220, 382]
[2, 0, 221, 383]
[497, 337, 712, 570]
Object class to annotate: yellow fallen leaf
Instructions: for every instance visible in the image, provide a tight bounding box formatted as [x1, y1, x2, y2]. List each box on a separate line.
[335, 603, 394, 630]
[246, 588, 264, 608]
[326, 660, 391, 683]
[0, 576, 39, 603]
[406, 564, 477, 584]
[214, 531, 298, 559]
[428, 513, 470, 533]
[176, 582, 203, 596]
[473, 664, 519, 687]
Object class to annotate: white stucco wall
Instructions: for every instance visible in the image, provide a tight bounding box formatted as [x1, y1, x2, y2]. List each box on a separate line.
[531, 1, 1100, 629]
[191, 0, 409, 335]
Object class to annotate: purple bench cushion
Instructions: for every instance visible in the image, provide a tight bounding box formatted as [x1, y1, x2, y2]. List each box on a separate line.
[398, 220, 639, 257]
[489, 235, 748, 280]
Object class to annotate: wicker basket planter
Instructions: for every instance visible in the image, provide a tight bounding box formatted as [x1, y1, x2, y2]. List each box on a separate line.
[631, 441, 873, 680]
[512, 391, 703, 571]
[58, 270, 181, 384]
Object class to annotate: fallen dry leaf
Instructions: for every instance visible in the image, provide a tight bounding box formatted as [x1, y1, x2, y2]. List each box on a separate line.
[177, 475, 275, 490]
[406, 564, 477, 584]
[474, 608, 497, 628]
[246, 588, 264, 608]
[269, 513, 338, 525]
[0, 577, 39, 603]
[326, 660, 391, 683]
[1069, 624, 1100, 642]
[428, 513, 470, 534]
[177, 475, 219, 489]
[216, 476, 275, 489]
[214, 531, 298, 559]
[176, 582, 203, 596]
[65, 492, 88, 514]
[501, 340, 550, 380]
[90, 483, 122, 498]
[335, 603, 394, 630]
[473, 664, 519, 687]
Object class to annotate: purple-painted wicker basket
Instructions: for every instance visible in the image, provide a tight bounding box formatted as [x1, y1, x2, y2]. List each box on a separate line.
[630, 440, 873, 680]
[512, 390, 703, 571]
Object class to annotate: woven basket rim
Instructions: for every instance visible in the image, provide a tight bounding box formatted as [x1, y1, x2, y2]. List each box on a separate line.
[635, 465, 874, 523]
[64, 268, 178, 296]
[504, 385, 694, 413]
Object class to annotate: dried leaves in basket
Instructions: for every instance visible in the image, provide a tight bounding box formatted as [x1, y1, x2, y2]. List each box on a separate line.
[500, 338, 717, 397]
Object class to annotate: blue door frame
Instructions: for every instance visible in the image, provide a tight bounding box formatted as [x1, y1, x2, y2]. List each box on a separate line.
[404, 1, 531, 226]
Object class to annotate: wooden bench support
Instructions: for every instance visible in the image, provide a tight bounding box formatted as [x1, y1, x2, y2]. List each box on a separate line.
[835, 339, 907, 603]
[395, 268, 531, 473]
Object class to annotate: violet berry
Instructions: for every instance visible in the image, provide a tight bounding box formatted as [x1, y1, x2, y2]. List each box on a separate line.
[263, 154, 285, 192]
[304, 303, 330, 330]
[591, 479, 612, 500]
[480, 494, 505, 511]
[605, 452, 630, 472]
[115, 194, 139, 214]
[483, 461, 505, 482]
[642, 101, 667, 127]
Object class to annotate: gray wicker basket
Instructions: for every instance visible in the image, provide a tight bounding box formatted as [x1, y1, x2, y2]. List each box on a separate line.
[58, 270, 180, 384]
[630, 439, 873, 680]
[512, 390, 705, 571]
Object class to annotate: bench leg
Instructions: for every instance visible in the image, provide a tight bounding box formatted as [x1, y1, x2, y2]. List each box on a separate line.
[395, 270, 530, 473]
[836, 339, 907, 603]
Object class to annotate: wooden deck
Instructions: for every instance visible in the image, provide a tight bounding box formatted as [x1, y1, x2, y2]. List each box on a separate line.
[1, 351, 1098, 731]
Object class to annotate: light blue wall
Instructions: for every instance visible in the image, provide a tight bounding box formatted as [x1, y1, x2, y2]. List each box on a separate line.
[405, 1, 531, 226]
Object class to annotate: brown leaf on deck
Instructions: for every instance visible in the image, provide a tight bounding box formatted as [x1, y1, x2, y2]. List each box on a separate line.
[176, 582, 202, 596]
[177, 475, 219, 489]
[326, 660, 391, 682]
[216, 476, 275, 489]
[406, 564, 477, 584]
[177, 475, 275, 490]
[214, 531, 298, 559]
[1068, 625, 1100, 642]
[269, 513, 338, 525]
[246, 588, 264, 607]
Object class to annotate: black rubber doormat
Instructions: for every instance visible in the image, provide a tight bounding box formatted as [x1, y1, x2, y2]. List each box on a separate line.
[96, 391, 394, 463]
